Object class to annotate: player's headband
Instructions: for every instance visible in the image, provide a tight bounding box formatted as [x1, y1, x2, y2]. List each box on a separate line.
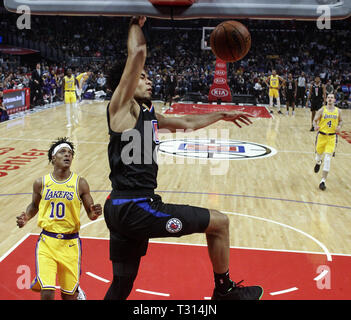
[52, 143, 72, 156]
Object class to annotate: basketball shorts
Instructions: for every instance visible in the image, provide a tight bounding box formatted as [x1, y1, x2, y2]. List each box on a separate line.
[269, 88, 279, 99]
[104, 193, 210, 262]
[286, 92, 295, 104]
[310, 100, 323, 112]
[315, 132, 337, 155]
[64, 91, 77, 104]
[30, 231, 82, 295]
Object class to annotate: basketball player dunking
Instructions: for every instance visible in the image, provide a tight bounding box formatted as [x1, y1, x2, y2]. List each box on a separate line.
[103, 16, 263, 300]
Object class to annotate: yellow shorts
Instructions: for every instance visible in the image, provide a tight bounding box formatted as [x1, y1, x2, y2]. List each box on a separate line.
[269, 88, 279, 99]
[30, 233, 82, 295]
[315, 133, 337, 155]
[64, 91, 77, 104]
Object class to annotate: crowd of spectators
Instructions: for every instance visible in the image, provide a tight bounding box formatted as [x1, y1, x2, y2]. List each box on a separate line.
[1, 13, 351, 122]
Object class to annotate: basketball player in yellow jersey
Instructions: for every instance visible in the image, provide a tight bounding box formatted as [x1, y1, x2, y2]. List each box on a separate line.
[62, 69, 78, 127]
[76, 71, 92, 102]
[16, 137, 102, 300]
[313, 93, 343, 190]
[265, 70, 285, 114]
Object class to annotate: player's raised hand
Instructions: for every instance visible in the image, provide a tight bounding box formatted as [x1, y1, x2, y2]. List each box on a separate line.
[222, 112, 253, 128]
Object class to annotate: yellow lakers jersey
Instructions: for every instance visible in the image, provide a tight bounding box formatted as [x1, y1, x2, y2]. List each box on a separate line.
[319, 106, 339, 134]
[64, 75, 76, 91]
[76, 72, 88, 88]
[38, 172, 82, 233]
[270, 75, 279, 89]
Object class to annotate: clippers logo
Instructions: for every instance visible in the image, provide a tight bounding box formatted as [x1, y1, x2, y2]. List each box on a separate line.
[166, 218, 183, 233]
[158, 139, 277, 160]
[211, 88, 229, 97]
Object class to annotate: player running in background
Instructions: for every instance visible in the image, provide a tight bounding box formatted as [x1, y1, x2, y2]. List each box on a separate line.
[313, 93, 343, 190]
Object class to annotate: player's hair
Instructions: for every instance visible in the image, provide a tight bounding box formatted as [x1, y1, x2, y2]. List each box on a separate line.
[48, 137, 75, 163]
[106, 59, 127, 92]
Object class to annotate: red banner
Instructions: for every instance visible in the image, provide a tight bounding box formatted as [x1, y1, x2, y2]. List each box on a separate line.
[0, 45, 39, 55]
[208, 59, 232, 103]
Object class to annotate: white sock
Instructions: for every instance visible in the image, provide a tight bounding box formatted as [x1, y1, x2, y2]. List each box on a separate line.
[315, 153, 322, 164]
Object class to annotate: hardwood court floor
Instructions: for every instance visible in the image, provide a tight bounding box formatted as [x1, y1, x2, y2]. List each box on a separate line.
[0, 100, 350, 298]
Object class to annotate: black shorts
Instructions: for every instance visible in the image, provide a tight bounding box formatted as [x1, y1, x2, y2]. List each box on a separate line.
[103, 192, 210, 262]
[311, 100, 323, 111]
[286, 92, 295, 104]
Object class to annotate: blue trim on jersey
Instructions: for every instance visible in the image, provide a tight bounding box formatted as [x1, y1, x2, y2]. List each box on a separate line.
[111, 198, 171, 218]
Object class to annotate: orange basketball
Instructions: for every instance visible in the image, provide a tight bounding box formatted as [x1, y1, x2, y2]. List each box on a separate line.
[210, 20, 251, 62]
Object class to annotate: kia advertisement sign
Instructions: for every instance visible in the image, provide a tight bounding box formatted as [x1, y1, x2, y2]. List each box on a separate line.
[208, 59, 232, 102]
[210, 88, 229, 98]
[3, 88, 30, 114]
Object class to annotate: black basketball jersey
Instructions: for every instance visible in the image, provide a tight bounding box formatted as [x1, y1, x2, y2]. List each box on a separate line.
[107, 102, 159, 191]
[286, 79, 295, 93]
[311, 83, 323, 101]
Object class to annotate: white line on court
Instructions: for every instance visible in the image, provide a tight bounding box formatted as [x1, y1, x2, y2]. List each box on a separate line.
[0, 233, 31, 263]
[135, 289, 170, 297]
[269, 287, 298, 296]
[86, 272, 110, 283]
[313, 269, 329, 281]
[222, 211, 332, 262]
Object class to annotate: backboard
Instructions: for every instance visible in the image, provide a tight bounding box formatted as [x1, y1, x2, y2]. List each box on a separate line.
[4, 0, 351, 20]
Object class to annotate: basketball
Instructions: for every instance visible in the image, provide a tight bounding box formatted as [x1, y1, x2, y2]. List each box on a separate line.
[210, 20, 251, 62]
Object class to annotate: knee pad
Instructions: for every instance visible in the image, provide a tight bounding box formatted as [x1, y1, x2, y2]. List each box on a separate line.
[323, 154, 332, 172]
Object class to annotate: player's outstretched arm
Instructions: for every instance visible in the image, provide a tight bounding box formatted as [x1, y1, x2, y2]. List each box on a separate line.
[156, 111, 253, 132]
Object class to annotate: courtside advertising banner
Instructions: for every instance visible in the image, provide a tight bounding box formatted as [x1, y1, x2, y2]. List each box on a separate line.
[3, 88, 30, 114]
[208, 58, 232, 102]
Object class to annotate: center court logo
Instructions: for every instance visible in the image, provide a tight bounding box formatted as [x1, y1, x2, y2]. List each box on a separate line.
[158, 139, 277, 160]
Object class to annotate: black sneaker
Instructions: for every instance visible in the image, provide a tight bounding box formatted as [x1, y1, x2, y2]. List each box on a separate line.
[270, 110, 274, 114]
[278, 110, 283, 114]
[319, 182, 326, 191]
[310, 127, 314, 132]
[212, 280, 263, 300]
[314, 163, 321, 173]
